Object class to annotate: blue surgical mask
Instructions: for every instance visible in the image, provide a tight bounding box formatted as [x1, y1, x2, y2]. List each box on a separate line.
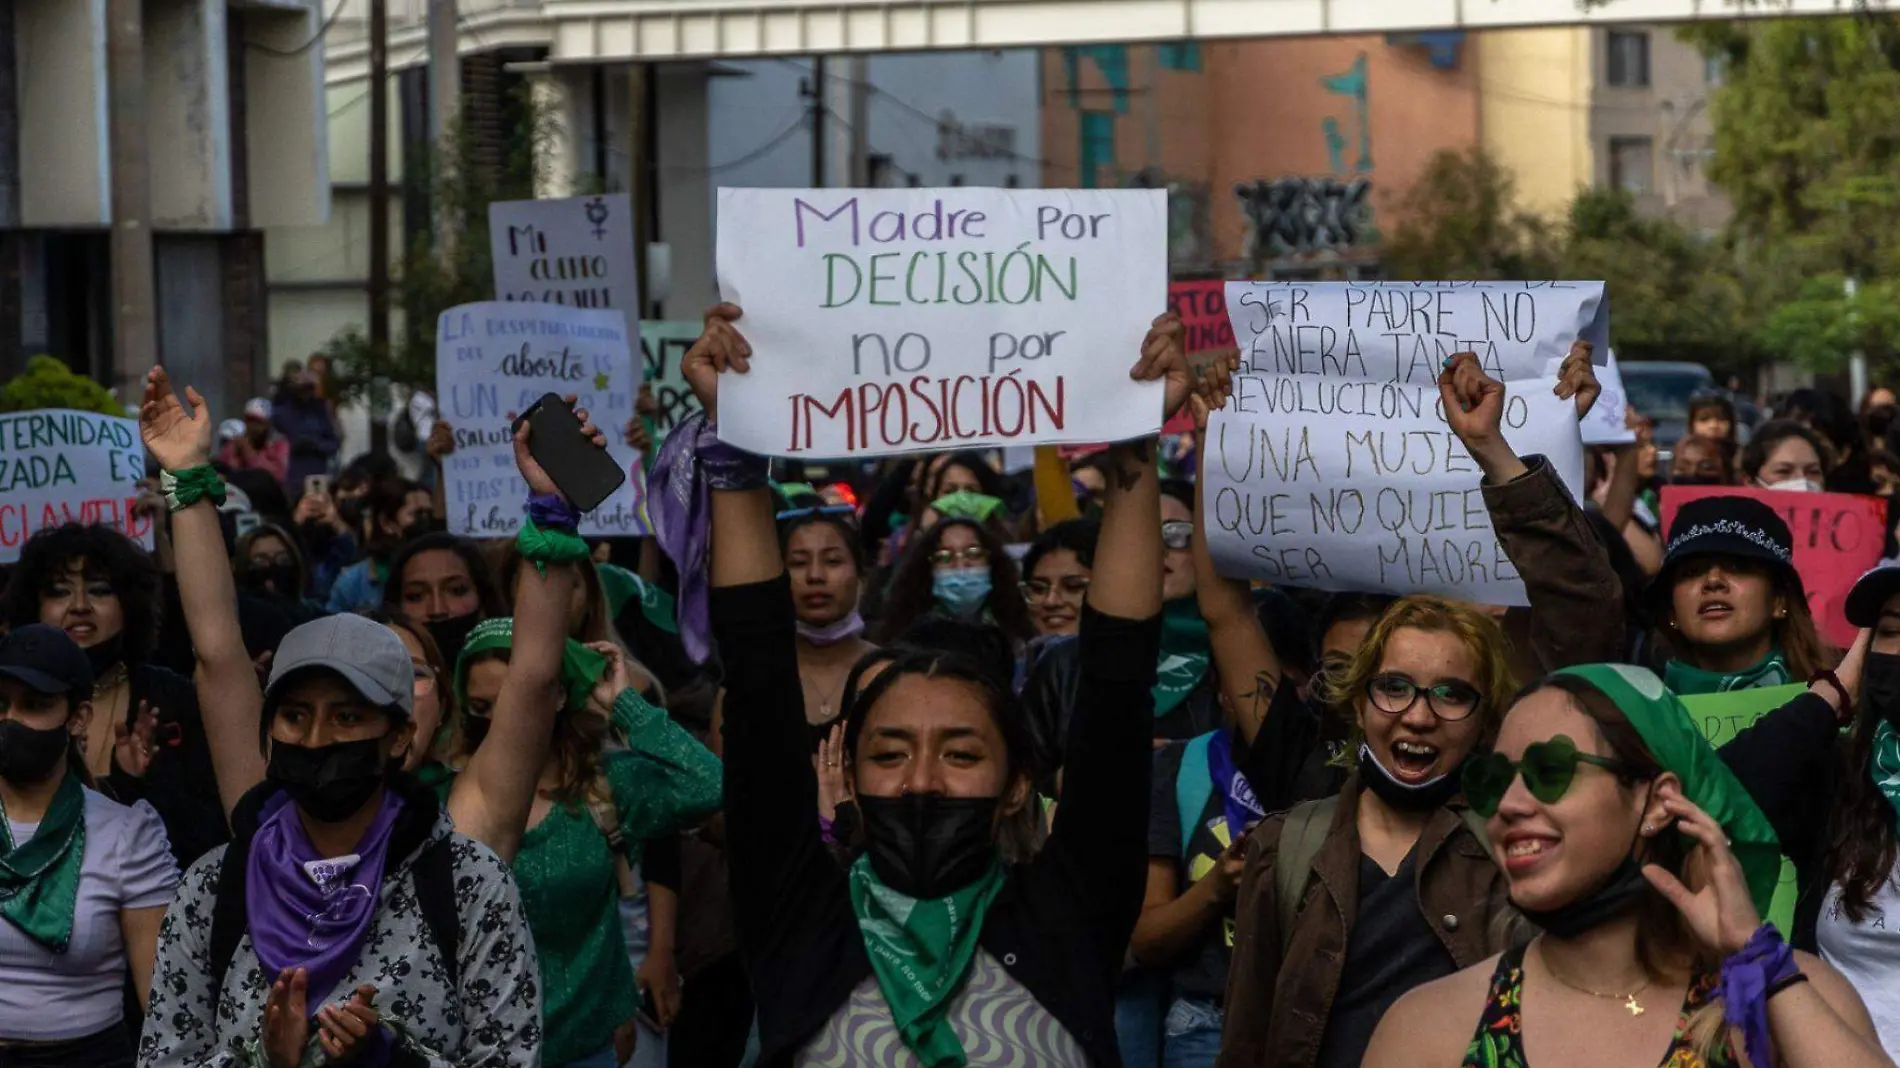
[932, 568, 992, 618]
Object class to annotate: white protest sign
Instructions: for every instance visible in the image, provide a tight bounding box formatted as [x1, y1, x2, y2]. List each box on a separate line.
[1204, 281, 1603, 607]
[714, 187, 1168, 458]
[489, 194, 640, 310]
[639, 321, 704, 434]
[436, 301, 648, 538]
[1581, 349, 1637, 445]
[0, 410, 151, 562]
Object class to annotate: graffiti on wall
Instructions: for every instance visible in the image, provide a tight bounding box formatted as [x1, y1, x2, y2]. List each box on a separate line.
[1320, 54, 1373, 176]
[1234, 177, 1373, 261]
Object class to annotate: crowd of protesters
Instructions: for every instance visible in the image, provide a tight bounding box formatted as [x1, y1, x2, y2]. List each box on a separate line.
[2, 303, 1900, 1068]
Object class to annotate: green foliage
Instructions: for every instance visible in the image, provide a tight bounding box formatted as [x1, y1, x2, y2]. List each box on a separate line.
[0, 355, 127, 416]
[1384, 147, 1560, 281]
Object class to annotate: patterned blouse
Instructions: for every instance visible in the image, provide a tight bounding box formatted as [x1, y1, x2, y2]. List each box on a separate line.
[1462, 946, 1733, 1068]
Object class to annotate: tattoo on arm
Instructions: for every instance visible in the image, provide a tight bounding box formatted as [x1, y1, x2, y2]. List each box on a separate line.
[1107, 438, 1157, 492]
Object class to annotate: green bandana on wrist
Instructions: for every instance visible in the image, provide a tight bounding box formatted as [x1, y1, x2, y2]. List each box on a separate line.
[848, 855, 1006, 1067]
[0, 773, 86, 953]
[516, 517, 592, 576]
[1554, 663, 1782, 917]
[159, 464, 227, 514]
[1153, 597, 1212, 718]
[454, 617, 607, 714]
[1662, 650, 1790, 696]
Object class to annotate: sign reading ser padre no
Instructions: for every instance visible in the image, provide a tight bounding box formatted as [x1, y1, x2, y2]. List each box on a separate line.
[714, 188, 1169, 459]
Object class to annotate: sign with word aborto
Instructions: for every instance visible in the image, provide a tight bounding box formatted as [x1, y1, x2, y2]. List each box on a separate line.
[1659, 485, 1885, 648]
[640, 321, 704, 434]
[1203, 281, 1606, 606]
[436, 301, 648, 538]
[489, 194, 639, 310]
[0, 410, 151, 563]
[714, 188, 1168, 458]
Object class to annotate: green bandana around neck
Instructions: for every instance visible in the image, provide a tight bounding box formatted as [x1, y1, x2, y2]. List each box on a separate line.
[1554, 664, 1781, 917]
[1153, 597, 1212, 718]
[1662, 649, 1789, 697]
[0, 773, 86, 953]
[848, 855, 1006, 1068]
[454, 617, 607, 715]
[1871, 721, 1900, 826]
[597, 563, 680, 636]
[930, 492, 1004, 524]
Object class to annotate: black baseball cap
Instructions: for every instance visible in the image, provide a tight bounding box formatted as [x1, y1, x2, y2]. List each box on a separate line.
[1846, 565, 1900, 629]
[1646, 496, 1803, 607]
[0, 624, 95, 696]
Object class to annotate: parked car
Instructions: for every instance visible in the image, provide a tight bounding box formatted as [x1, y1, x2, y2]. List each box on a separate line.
[1619, 360, 1716, 462]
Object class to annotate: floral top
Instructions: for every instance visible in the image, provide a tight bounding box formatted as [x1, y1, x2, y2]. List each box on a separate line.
[1462, 945, 1732, 1068]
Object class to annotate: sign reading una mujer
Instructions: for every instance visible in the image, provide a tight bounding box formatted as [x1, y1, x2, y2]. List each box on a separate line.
[1204, 281, 1606, 607]
[436, 301, 647, 538]
[713, 187, 1168, 458]
[0, 410, 150, 563]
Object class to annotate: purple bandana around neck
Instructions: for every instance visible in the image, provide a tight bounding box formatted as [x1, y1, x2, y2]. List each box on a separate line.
[647, 411, 769, 663]
[797, 611, 866, 647]
[1205, 728, 1266, 840]
[245, 790, 406, 1009]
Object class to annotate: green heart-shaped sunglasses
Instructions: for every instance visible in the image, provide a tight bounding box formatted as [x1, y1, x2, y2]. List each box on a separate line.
[1461, 734, 1641, 818]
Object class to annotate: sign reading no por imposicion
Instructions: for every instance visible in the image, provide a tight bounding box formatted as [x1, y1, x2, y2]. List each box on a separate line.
[713, 187, 1168, 458]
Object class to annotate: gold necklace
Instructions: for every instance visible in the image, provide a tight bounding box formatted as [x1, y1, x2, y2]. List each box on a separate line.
[1539, 945, 1652, 1017]
[92, 662, 128, 699]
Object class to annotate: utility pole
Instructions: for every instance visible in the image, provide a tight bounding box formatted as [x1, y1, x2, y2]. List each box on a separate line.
[810, 58, 827, 188]
[368, 0, 390, 453]
[106, 0, 156, 402]
[427, 0, 460, 261]
[847, 55, 870, 186]
[629, 64, 651, 314]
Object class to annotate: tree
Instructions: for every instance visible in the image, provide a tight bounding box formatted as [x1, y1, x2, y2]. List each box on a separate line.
[0, 356, 126, 415]
[1383, 147, 1561, 280]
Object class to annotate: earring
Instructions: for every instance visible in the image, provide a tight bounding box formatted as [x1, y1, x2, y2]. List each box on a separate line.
[1642, 823, 1653, 835]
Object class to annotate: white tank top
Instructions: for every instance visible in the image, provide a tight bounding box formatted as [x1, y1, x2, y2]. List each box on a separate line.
[1818, 869, 1900, 1060]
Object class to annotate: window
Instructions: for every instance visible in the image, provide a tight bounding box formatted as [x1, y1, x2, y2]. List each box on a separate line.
[1705, 53, 1728, 86]
[1607, 30, 1651, 88]
[1609, 137, 1654, 195]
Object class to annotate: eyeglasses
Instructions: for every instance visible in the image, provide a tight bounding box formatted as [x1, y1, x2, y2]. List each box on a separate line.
[412, 662, 437, 696]
[1365, 673, 1483, 722]
[249, 553, 296, 569]
[1461, 735, 1642, 818]
[1161, 520, 1194, 551]
[777, 504, 857, 523]
[1021, 576, 1091, 603]
[930, 546, 990, 567]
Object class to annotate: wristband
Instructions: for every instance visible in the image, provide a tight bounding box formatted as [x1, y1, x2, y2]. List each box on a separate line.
[159, 465, 227, 514]
[699, 425, 770, 491]
[1809, 669, 1852, 721]
[526, 492, 583, 532]
[516, 516, 591, 576]
[1720, 924, 1799, 1068]
[1766, 971, 1810, 999]
[819, 814, 838, 846]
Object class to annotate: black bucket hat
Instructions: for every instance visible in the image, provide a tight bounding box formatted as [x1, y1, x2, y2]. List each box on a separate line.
[1846, 564, 1900, 629]
[1646, 495, 1803, 610]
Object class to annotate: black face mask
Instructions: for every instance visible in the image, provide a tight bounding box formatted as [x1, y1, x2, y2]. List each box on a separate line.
[1863, 652, 1900, 729]
[0, 719, 72, 784]
[1358, 742, 1463, 812]
[1513, 789, 1653, 938]
[425, 614, 482, 673]
[857, 793, 999, 899]
[241, 565, 302, 600]
[461, 714, 491, 750]
[84, 635, 125, 676]
[402, 517, 445, 543]
[338, 498, 367, 530]
[267, 736, 390, 823]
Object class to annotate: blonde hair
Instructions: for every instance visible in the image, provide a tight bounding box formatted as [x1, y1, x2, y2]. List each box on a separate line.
[1321, 595, 1517, 761]
[493, 543, 668, 706]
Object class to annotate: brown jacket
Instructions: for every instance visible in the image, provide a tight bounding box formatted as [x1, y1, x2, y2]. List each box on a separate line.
[1215, 779, 1516, 1068]
[1492, 454, 1627, 683]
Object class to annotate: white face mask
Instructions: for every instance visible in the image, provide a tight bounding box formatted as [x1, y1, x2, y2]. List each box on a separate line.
[1758, 477, 1823, 494]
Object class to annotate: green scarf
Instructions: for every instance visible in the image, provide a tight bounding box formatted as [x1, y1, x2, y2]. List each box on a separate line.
[1153, 598, 1212, 718]
[930, 492, 1004, 524]
[1662, 649, 1790, 697]
[0, 773, 86, 953]
[1556, 664, 1782, 917]
[1872, 721, 1900, 826]
[848, 856, 1006, 1068]
[454, 617, 608, 715]
[597, 563, 680, 636]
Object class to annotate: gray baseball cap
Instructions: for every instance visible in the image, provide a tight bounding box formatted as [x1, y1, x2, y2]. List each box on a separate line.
[264, 614, 414, 722]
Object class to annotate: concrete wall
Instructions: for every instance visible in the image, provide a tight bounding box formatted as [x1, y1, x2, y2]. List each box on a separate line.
[243, 1, 332, 227]
[147, 0, 234, 229]
[656, 64, 713, 319]
[1587, 25, 1728, 231]
[1478, 27, 1594, 218]
[17, 0, 110, 227]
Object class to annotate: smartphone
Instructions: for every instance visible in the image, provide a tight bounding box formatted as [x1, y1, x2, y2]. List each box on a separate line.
[304, 474, 332, 500]
[514, 392, 625, 512]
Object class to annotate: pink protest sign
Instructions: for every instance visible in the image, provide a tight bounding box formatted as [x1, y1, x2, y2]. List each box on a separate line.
[1164, 280, 1238, 434]
[1659, 486, 1888, 648]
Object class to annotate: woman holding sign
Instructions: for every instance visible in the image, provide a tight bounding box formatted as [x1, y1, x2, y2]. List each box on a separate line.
[677, 301, 1227, 1068]
[1362, 664, 1886, 1068]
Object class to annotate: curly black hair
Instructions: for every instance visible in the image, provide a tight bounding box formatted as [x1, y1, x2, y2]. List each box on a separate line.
[876, 518, 1031, 645]
[0, 523, 163, 663]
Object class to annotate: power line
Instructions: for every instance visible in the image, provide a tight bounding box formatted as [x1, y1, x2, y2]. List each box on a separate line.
[245, 0, 347, 58]
[673, 115, 810, 175]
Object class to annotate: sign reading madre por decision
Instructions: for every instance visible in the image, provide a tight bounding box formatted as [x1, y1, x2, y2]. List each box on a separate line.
[714, 187, 1168, 458]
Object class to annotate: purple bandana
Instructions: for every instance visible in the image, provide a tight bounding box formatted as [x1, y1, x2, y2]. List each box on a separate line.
[1720, 924, 1799, 1068]
[245, 790, 406, 1009]
[647, 412, 769, 662]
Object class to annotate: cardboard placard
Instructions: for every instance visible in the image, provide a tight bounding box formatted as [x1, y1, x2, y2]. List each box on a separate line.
[639, 321, 704, 434]
[489, 194, 640, 310]
[1164, 279, 1239, 435]
[1202, 281, 1604, 606]
[1581, 349, 1637, 446]
[1658, 486, 1888, 648]
[436, 301, 648, 538]
[713, 187, 1169, 458]
[0, 410, 151, 562]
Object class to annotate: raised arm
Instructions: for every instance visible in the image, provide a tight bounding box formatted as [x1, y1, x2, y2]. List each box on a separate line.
[445, 401, 595, 864]
[1191, 400, 1282, 746]
[138, 368, 266, 819]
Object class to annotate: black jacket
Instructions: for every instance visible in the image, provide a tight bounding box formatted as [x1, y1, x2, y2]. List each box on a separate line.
[714, 577, 1160, 1068]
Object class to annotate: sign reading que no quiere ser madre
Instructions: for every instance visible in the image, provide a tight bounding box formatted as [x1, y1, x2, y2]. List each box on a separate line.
[714, 188, 1168, 458]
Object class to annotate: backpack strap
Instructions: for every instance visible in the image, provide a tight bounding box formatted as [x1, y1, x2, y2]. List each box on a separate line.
[1274, 795, 1338, 959]
[585, 778, 641, 900]
[412, 837, 462, 989]
[1174, 732, 1216, 858]
[207, 834, 254, 999]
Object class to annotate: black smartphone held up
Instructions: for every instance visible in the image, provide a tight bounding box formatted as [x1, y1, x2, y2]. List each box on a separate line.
[513, 392, 625, 512]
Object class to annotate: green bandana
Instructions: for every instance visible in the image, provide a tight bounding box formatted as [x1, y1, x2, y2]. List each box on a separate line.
[1153, 598, 1212, 718]
[848, 856, 1006, 1068]
[773, 481, 820, 502]
[1662, 649, 1789, 696]
[516, 517, 592, 576]
[454, 617, 608, 715]
[596, 563, 680, 636]
[0, 773, 86, 953]
[930, 492, 1004, 524]
[1872, 721, 1900, 826]
[1555, 664, 1781, 917]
